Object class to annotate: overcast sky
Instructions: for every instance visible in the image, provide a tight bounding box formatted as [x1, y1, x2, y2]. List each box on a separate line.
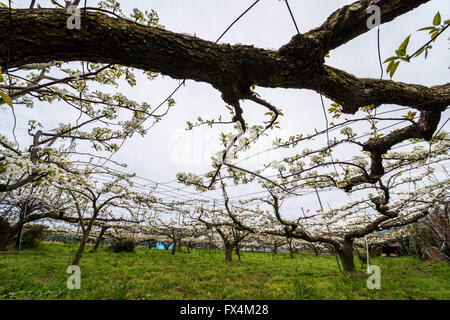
[2, 0, 449, 217]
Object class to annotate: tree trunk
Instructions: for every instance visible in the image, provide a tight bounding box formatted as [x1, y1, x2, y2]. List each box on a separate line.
[288, 243, 294, 259]
[272, 244, 279, 260]
[235, 244, 241, 262]
[72, 215, 97, 265]
[171, 239, 177, 255]
[0, 217, 11, 251]
[72, 237, 87, 265]
[162, 242, 170, 250]
[339, 239, 356, 272]
[225, 245, 233, 262]
[14, 227, 22, 250]
[93, 226, 107, 251]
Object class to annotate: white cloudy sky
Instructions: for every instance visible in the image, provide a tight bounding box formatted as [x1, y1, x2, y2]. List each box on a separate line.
[2, 0, 449, 217]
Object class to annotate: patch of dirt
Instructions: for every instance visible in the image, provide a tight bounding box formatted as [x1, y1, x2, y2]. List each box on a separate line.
[175, 286, 186, 293]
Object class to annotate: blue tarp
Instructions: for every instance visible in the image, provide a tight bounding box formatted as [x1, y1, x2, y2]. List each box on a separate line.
[156, 242, 172, 250]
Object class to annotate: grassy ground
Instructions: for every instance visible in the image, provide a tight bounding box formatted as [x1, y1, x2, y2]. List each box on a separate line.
[0, 242, 449, 300]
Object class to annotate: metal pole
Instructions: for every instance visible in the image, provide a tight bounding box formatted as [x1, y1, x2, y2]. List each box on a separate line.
[17, 202, 27, 252]
[209, 200, 216, 254]
[365, 236, 370, 270]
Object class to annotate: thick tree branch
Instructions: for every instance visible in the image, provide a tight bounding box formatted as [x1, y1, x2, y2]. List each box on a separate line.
[303, 0, 432, 51]
[319, 67, 449, 114]
[1, 7, 448, 111]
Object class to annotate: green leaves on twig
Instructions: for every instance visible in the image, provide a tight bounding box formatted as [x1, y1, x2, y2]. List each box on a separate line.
[328, 102, 343, 119]
[383, 12, 449, 79]
[384, 35, 411, 78]
[414, 11, 449, 59]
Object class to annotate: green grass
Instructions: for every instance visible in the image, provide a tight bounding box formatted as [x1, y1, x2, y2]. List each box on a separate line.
[0, 242, 449, 300]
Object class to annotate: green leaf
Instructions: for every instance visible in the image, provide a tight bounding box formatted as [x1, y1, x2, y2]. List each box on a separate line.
[417, 26, 435, 31]
[395, 49, 406, 57]
[386, 60, 394, 74]
[403, 111, 417, 120]
[389, 61, 400, 78]
[383, 56, 398, 64]
[0, 89, 13, 108]
[398, 35, 411, 53]
[433, 12, 441, 26]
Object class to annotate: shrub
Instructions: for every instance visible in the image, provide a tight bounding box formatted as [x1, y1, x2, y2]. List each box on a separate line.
[109, 239, 135, 253]
[11, 224, 47, 249]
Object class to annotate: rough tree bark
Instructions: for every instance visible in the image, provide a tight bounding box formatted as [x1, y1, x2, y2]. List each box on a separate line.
[338, 239, 357, 272]
[0, 3, 448, 111]
[225, 243, 233, 262]
[72, 209, 100, 265]
[235, 243, 241, 262]
[0, 217, 11, 251]
[171, 238, 177, 256]
[92, 226, 107, 251]
[271, 243, 279, 261]
[72, 220, 95, 265]
[287, 238, 295, 259]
